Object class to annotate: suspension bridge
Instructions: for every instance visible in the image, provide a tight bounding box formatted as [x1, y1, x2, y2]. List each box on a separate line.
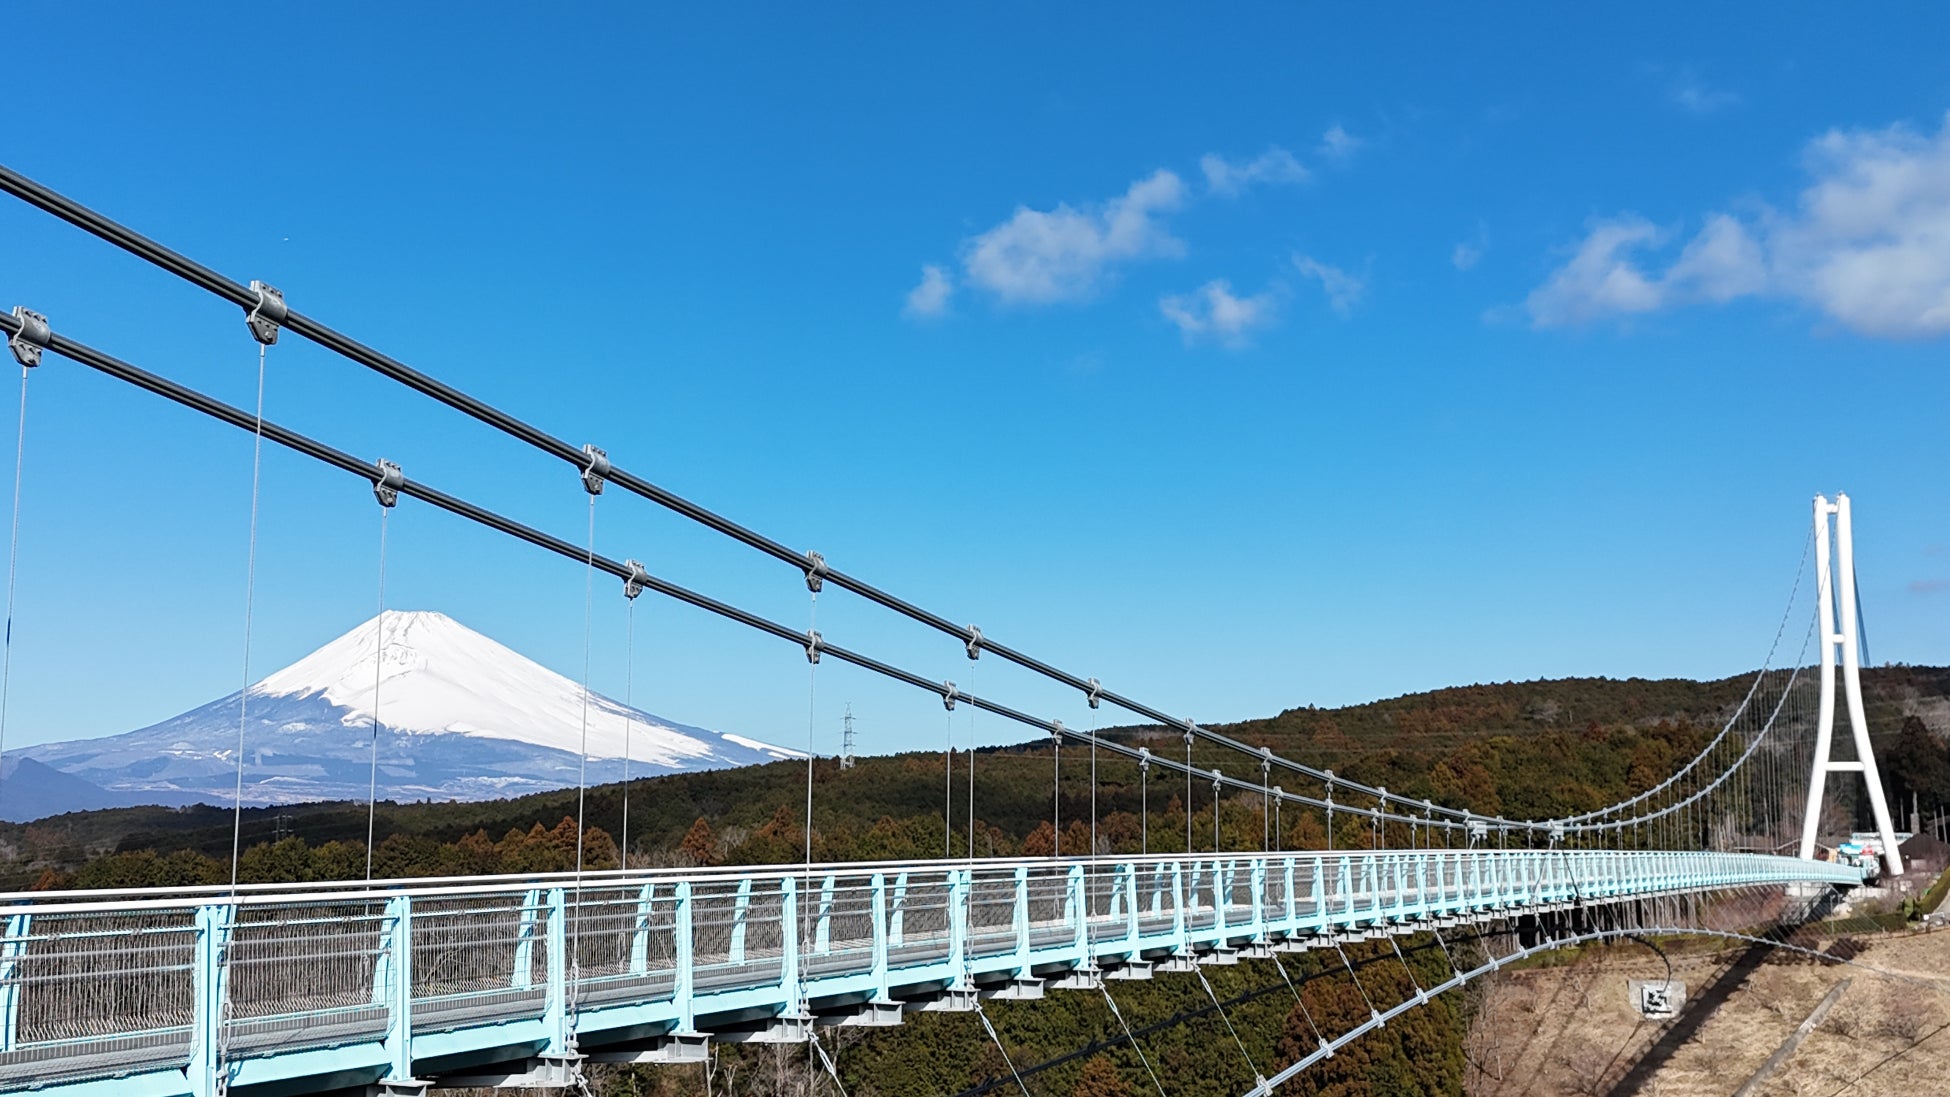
[0, 164, 1906, 1097]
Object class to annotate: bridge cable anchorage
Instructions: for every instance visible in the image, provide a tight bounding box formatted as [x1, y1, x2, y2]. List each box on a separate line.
[0, 320, 1820, 849]
[363, 465, 397, 882]
[0, 307, 45, 812]
[971, 998, 1032, 1097]
[0, 165, 1830, 842]
[1097, 980, 1169, 1097]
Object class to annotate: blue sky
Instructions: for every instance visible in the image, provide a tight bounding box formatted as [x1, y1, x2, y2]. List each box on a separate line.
[1, 5, 1947, 759]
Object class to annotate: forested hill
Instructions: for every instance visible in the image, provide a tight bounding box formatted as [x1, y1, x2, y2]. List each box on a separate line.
[2, 666, 1946, 892]
[1215, 665, 1950, 761]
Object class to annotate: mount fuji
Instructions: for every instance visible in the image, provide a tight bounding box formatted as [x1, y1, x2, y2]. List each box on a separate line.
[5, 611, 800, 820]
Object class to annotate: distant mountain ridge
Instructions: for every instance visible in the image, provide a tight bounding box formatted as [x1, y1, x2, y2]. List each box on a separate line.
[1, 611, 799, 821]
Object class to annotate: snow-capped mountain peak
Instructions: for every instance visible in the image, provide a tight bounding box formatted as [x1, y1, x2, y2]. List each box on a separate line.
[7, 610, 800, 817]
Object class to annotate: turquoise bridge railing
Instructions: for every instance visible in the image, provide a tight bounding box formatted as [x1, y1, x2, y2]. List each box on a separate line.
[0, 849, 1862, 1096]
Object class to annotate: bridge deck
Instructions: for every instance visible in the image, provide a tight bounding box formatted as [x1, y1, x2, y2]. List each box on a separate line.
[0, 849, 1861, 1096]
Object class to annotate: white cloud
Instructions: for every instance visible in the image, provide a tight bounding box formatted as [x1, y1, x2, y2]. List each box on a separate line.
[1318, 125, 1362, 161]
[904, 264, 953, 318]
[1201, 148, 1309, 196]
[960, 170, 1187, 305]
[1525, 216, 1668, 326]
[1524, 111, 1950, 338]
[1159, 280, 1280, 347]
[1293, 255, 1365, 316]
[1669, 70, 1739, 115]
[1452, 242, 1482, 271]
[1665, 213, 1766, 302]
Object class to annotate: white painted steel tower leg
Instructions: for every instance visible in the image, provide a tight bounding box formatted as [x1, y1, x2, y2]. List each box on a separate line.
[1797, 494, 1905, 876]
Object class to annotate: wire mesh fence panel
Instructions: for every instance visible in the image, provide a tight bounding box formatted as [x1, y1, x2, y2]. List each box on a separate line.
[571, 885, 678, 1007]
[1184, 862, 1216, 932]
[225, 900, 389, 1055]
[803, 876, 876, 978]
[0, 908, 197, 1081]
[888, 874, 952, 969]
[410, 893, 545, 1032]
[1137, 864, 1175, 935]
[1024, 867, 1072, 947]
[691, 880, 779, 994]
[1264, 859, 1290, 915]
[1084, 868, 1125, 944]
[965, 870, 1018, 959]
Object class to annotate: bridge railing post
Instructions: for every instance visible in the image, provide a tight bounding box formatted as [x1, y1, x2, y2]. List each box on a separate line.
[1012, 865, 1031, 980]
[1250, 856, 1266, 943]
[0, 912, 27, 1054]
[1067, 863, 1087, 962]
[871, 872, 890, 1002]
[675, 880, 695, 1034]
[378, 893, 414, 1084]
[1171, 860, 1187, 957]
[187, 901, 234, 1097]
[780, 876, 800, 1003]
[544, 887, 567, 1058]
[948, 870, 969, 990]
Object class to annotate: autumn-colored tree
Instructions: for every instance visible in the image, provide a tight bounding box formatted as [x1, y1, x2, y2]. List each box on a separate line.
[1070, 1054, 1132, 1097]
[678, 816, 719, 867]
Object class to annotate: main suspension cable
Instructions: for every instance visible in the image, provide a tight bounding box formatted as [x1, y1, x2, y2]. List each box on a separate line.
[0, 310, 1812, 839]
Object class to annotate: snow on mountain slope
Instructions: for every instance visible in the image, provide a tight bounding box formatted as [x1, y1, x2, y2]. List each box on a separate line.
[255, 611, 771, 765]
[7, 611, 801, 814]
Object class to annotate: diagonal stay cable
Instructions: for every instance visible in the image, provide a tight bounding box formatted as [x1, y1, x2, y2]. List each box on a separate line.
[0, 162, 1550, 833]
[1097, 981, 1168, 1097]
[972, 999, 1033, 1097]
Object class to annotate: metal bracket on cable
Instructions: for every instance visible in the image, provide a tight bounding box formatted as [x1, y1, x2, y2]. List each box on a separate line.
[803, 550, 827, 593]
[1085, 678, 1102, 709]
[622, 559, 650, 600]
[1138, 746, 1151, 773]
[964, 625, 982, 660]
[1049, 719, 1064, 740]
[6, 307, 48, 369]
[1259, 746, 1273, 775]
[372, 459, 403, 508]
[1210, 768, 1222, 792]
[942, 681, 957, 711]
[579, 444, 609, 495]
[243, 281, 286, 345]
[804, 628, 822, 664]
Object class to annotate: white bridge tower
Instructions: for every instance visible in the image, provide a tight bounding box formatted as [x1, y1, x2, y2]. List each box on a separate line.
[1798, 493, 1904, 876]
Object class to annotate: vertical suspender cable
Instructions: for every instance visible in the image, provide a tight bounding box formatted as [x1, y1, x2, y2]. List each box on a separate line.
[944, 698, 954, 858]
[571, 488, 598, 1038]
[805, 585, 818, 868]
[966, 658, 977, 861]
[621, 595, 637, 868]
[229, 334, 269, 890]
[0, 351, 32, 806]
[363, 505, 389, 880]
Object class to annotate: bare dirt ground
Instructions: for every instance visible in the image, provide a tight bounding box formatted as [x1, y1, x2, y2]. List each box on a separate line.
[1465, 928, 1950, 1097]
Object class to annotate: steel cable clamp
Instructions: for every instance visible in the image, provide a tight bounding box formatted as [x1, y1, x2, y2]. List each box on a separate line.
[6, 307, 48, 369]
[579, 444, 609, 495]
[942, 681, 958, 711]
[623, 559, 650, 600]
[1085, 678, 1102, 710]
[804, 628, 822, 664]
[803, 550, 827, 593]
[372, 459, 403, 508]
[964, 625, 982, 661]
[244, 281, 287, 345]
